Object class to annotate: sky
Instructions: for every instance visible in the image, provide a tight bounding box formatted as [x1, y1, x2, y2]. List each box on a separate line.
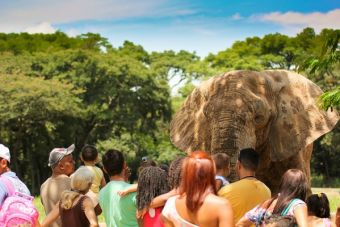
[0, 0, 339, 57]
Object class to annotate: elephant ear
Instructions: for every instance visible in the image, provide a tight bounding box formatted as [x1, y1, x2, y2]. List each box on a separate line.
[170, 77, 215, 153]
[267, 70, 339, 161]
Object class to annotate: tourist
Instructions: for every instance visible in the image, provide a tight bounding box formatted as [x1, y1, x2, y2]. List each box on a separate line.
[40, 144, 75, 227]
[80, 145, 106, 197]
[136, 166, 170, 226]
[218, 148, 271, 224]
[41, 167, 99, 227]
[99, 149, 138, 227]
[237, 169, 308, 227]
[162, 151, 233, 227]
[307, 193, 335, 227]
[212, 152, 230, 191]
[0, 144, 31, 206]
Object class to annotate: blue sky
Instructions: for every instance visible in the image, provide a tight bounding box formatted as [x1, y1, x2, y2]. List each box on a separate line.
[0, 0, 339, 57]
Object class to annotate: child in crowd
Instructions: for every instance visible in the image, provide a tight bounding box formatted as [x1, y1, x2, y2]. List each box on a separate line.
[212, 152, 230, 191]
[119, 156, 185, 219]
[41, 167, 99, 227]
[137, 166, 170, 227]
[307, 193, 335, 227]
[118, 156, 157, 196]
[80, 145, 106, 196]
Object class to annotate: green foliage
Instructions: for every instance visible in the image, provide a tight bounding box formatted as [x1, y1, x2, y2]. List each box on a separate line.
[0, 73, 83, 193]
[0, 31, 112, 54]
[302, 29, 340, 110]
[319, 87, 340, 110]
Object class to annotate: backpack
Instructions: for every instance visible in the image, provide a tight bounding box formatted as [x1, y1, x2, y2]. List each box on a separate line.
[0, 176, 39, 227]
[263, 199, 298, 227]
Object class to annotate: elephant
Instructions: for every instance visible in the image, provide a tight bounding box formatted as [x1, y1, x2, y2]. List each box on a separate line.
[170, 70, 339, 194]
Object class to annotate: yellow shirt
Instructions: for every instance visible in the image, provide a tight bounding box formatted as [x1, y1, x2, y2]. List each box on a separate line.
[218, 178, 271, 224]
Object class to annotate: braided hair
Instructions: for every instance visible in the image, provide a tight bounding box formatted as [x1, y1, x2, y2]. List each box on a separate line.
[168, 156, 184, 189]
[136, 166, 170, 210]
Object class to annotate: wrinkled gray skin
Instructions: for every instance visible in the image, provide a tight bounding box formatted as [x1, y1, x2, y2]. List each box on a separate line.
[170, 70, 339, 194]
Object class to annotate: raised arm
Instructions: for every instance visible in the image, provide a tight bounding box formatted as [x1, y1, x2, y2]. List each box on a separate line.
[150, 189, 178, 208]
[118, 183, 138, 196]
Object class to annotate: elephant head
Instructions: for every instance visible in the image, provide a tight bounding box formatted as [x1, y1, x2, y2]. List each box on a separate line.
[170, 70, 339, 193]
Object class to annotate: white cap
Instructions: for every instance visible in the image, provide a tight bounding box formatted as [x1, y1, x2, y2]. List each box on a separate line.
[48, 144, 75, 168]
[0, 144, 10, 163]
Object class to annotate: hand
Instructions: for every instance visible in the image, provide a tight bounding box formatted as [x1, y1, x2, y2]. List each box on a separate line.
[118, 190, 128, 197]
[136, 208, 148, 219]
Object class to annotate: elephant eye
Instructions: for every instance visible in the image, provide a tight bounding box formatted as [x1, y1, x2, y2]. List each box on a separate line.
[254, 114, 265, 124]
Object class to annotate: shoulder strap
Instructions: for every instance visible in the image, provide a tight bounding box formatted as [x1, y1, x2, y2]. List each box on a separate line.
[281, 199, 297, 216]
[0, 175, 15, 196]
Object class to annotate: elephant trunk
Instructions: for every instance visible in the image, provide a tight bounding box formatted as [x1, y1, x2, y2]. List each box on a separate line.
[211, 113, 256, 182]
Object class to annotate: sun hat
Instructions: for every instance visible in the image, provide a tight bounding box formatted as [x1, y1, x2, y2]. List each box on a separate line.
[48, 144, 75, 168]
[0, 144, 10, 163]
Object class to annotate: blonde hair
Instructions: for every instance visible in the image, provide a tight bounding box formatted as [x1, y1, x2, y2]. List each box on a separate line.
[60, 166, 94, 209]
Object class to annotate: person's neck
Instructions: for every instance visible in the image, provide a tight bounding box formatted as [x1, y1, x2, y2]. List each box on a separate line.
[84, 161, 96, 166]
[239, 170, 256, 180]
[110, 174, 125, 182]
[0, 168, 11, 175]
[52, 170, 69, 178]
[216, 170, 225, 176]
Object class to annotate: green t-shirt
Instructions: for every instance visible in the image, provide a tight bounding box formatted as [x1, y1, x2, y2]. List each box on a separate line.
[99, 180, 138, 227]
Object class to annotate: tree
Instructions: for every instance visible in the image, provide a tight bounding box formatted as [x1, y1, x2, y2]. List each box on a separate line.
[0, 73, 83, 194]
[303, 30, 340, 110]
[299, 29, 340, 183]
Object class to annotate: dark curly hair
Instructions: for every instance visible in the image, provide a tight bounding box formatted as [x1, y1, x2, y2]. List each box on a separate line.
[168, 156, 184, 189]
[136, 166, 169, 210]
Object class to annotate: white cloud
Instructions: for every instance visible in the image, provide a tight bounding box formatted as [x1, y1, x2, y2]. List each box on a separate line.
[0, 0, 195, 33]
[255, 9, 340, 33]
[231, 13, 242, 20]
[24, 22, 56, 34]
[64, 29, 81, 37]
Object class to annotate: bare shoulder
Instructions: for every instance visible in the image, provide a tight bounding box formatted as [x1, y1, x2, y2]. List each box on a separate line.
[205, 194, 231, 207]
[82, 196, 95, 208]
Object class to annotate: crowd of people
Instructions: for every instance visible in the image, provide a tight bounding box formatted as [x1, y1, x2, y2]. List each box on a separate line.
[0, 143, 339, 227]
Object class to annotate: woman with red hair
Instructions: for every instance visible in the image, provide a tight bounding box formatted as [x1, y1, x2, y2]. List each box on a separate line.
[161, 151, 233, 227]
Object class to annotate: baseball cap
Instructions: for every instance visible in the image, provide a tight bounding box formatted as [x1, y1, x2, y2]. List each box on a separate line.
[48, 144, 75, 168]
[0, 144, 10, 163]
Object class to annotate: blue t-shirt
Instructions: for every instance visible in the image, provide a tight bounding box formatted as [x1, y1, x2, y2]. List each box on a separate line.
[0, 171, 31, 206]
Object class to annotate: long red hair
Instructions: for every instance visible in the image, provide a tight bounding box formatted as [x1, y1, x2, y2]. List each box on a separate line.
[179, 151, 216, 213]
